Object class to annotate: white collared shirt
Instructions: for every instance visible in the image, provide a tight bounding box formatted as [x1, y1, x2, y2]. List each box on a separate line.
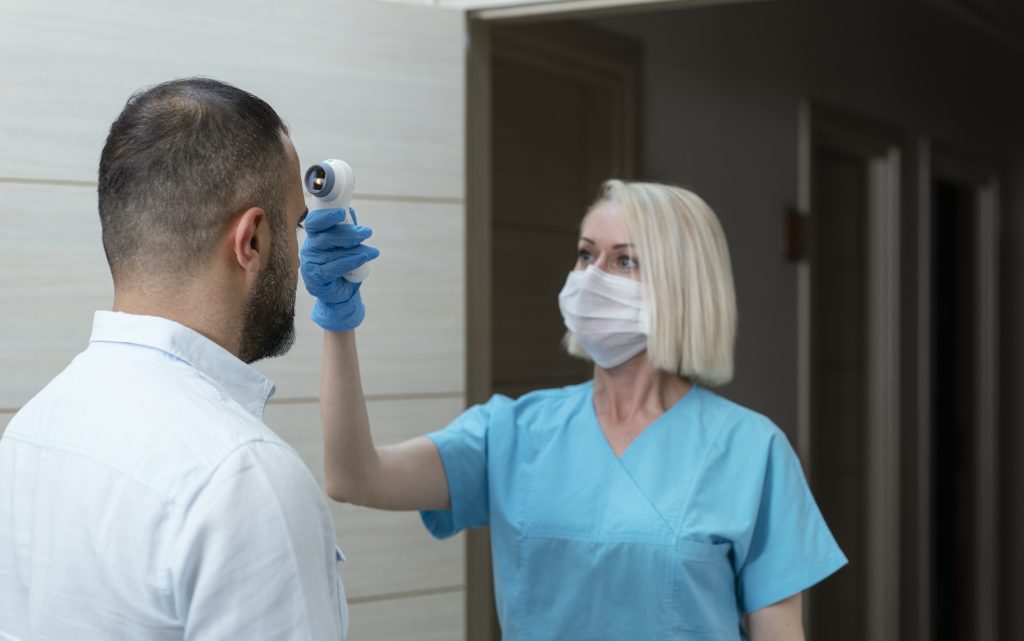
[0, 311, 347, 640]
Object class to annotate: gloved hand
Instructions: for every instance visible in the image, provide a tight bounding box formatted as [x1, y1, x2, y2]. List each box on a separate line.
[300, 208, 380, 333]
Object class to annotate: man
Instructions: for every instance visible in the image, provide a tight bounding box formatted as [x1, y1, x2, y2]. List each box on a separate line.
[0, 78, 374, 639]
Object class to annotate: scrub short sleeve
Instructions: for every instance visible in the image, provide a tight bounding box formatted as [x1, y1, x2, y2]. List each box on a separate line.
[735, 433, 848, 613]
[420, 398, 502, 539]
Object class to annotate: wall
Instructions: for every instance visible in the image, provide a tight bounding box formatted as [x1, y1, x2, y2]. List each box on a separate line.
[591, 0, 1023, 428]
[587, 1, 1023, 638]
[0, 0, 467, 637]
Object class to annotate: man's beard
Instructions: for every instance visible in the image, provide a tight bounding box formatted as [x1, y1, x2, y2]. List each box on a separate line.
[238, 232, 297, 364]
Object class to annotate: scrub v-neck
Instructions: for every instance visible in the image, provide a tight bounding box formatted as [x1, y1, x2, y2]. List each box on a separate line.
[588, 382, 698, 461]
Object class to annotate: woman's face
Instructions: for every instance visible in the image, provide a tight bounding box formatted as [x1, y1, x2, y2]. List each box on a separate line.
[575, 201, 640, 280]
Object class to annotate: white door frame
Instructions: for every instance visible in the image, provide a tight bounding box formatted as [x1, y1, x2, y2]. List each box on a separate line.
[462, 0, 775, 23]
[915, 139, 1001, 641]
[797, 101, 903, 641]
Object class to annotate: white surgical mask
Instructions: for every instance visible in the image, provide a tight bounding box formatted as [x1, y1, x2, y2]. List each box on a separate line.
[558, 265, 649, 369]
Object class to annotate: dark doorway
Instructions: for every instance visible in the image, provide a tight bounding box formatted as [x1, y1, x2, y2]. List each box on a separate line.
[489, 22, 641, 399]
[931, 178, 978, 641]
[808, 146, 870, 641]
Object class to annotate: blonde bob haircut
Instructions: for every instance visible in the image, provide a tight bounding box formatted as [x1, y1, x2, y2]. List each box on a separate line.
[565, 179, 737, 386]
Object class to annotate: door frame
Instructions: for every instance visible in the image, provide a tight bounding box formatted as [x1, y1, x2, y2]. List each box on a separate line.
[915, 139, 1001, 641]
[465, 0, 776, 24]
[797, 101, 904, 641]
[465, 16, 642, 641]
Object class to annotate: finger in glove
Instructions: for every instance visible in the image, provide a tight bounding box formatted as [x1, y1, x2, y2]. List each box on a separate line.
[304, 273, 361, 305]
[301, 246, 380, 282]
[303, 224, 374, 252]
[303, 208, 353, 233]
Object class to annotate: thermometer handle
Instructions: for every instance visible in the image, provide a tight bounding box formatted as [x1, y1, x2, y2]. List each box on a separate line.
[307, 158, 369, 283]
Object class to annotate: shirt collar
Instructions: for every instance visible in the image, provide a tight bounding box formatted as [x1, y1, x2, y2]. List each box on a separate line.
[89, 311, 277, 418]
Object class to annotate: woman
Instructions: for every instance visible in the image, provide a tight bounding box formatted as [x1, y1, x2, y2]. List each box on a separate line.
[300, 180, 847, 641]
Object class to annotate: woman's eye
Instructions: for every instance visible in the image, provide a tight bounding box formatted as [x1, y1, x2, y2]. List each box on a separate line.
[578, 249, 593, 263]
[618, 255, 638, 270]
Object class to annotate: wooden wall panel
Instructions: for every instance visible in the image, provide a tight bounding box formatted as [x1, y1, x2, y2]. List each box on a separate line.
[0, 0, 464, 200]
[0, 0, 467, 636]
[347, 590, 465, 641]
[262, 198, 466, 401]
[264, 398, 466, 600]
[0, 183, 465, 408]
[0, 183, 111, 410]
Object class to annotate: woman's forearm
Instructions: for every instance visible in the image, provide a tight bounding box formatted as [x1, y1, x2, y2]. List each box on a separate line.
[318, 329, 451, 510]
[320, 329, 380, 504]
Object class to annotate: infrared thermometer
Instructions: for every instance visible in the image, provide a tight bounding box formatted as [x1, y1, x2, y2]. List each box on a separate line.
[303, 158, 369, 283]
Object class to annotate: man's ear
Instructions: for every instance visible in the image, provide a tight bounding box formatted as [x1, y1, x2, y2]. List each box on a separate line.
[231, 207, 269, 273]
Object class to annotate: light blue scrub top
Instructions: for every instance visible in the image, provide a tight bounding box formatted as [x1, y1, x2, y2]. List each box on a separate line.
[421, 382, 847, 641]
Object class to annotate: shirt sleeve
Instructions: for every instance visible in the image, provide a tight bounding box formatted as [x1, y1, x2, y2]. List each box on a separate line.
[166, 441, 346, 641]
[735, 432, 848, 613]
[420, 398, 503, 539]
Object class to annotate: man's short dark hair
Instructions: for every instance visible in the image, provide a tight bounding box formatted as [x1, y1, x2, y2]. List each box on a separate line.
[98, 78, 291, 283]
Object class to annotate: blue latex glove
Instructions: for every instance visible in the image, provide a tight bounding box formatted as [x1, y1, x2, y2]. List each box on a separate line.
[300, 208, 380, 332]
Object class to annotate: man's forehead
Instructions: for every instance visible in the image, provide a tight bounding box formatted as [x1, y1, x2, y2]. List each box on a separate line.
[279, 132, 300, 169]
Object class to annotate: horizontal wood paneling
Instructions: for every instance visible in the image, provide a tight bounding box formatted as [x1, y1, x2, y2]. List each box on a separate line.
[263, 397, 466, 600]
[0, 2, 467, 635]
[0, 0, 464, 200]
[0, 184, 111, 406]
[261, 195, 466, 400]
[347, 590, 464, 641]
[0, 183, 464, 408]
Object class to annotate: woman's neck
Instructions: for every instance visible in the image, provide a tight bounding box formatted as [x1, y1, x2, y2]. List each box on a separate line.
[591, 353, 691, 423]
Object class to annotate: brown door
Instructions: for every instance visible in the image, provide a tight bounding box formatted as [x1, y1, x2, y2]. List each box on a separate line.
[466, 19, 641, 640]
[490, 22, 642, 398]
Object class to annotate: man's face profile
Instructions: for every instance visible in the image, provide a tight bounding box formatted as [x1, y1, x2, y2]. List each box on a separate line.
[237, 136, 305, 364]
[238, 225, 297, 364]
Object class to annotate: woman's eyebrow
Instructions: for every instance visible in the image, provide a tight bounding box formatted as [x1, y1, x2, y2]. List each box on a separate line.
[578, 237, 634, 250]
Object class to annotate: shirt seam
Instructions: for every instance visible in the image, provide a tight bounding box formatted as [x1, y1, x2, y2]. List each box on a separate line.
[672, 396, 733, 534]
[3, 431, 175, 502]
[517, 528, 673, 545]
[157, 437, 310, 601]
[90, 337, 272, 418]
[249, 448, 321, 634]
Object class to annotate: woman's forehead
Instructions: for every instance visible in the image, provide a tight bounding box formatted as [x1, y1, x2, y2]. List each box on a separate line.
[581, 201, 630, 242]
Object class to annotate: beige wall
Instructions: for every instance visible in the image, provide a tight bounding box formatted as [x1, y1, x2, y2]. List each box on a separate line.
[0, 0, 467, 637]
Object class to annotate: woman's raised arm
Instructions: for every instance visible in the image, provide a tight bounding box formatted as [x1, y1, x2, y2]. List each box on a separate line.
[319, 330, 450, 511]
